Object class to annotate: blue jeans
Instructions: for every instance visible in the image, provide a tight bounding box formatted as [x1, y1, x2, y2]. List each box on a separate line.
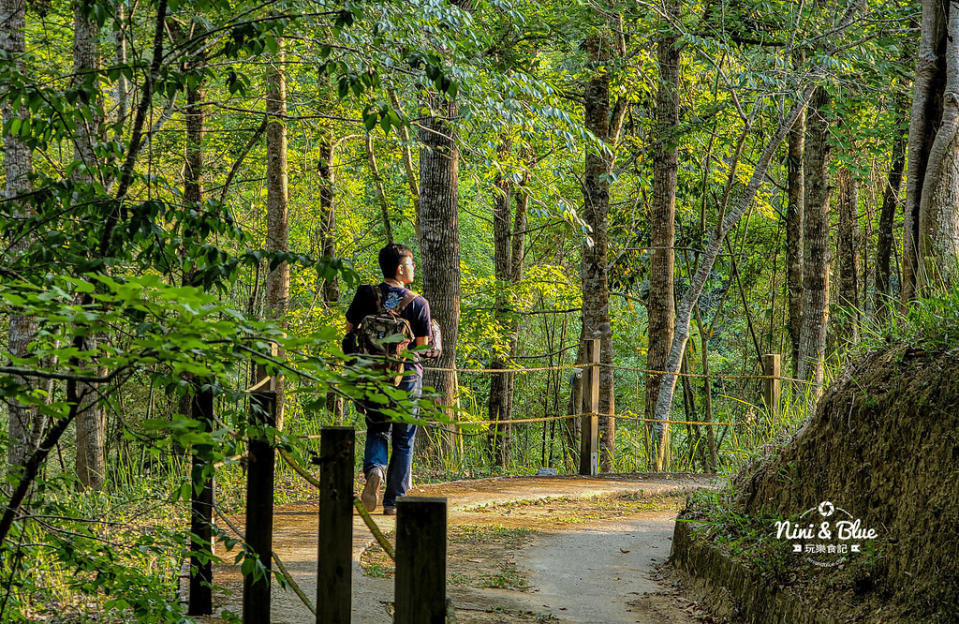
[363, 374, 421, 507]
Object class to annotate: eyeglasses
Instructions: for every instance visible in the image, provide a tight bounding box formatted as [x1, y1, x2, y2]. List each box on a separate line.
[400, 259, 416, 269]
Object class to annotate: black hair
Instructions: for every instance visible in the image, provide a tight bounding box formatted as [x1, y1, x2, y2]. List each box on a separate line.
[378, 243, 414, 279]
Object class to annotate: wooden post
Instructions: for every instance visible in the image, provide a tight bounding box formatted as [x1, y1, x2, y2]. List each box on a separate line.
[763, 353, 781, 417]
[188, 383, 214, 616]
[316, 427, 354, 624]
[579, 339, 599, 476]
[243, 390, 276, 624]
[394, 497, 447, 624]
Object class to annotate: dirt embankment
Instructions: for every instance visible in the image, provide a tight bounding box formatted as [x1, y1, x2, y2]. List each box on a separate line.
[674, 345, 959, 623]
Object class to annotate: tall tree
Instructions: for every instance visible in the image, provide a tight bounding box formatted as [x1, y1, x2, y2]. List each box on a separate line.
[488, 154, 513, 466]
[645, 0, 680, 458]
[786, 97, 805, 375]
[902, 0, 947, 301]
[2, 0, 38, 472]
[262, 41, 290, 426]
[580, 20, 626, 471]
[836, 167, 860, 345]
[875, 99, 907, 316]
[419, 89, 461, 438]
[797, 86, 831, 392]
[318, 127, 339, 302]
[917, 2, 959, 291]
[487, 149, 530, 468]
[73, 0, 107, 490]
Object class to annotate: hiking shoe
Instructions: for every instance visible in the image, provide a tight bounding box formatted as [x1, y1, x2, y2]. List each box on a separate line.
[361, 467, 385, 512]
[383, 506, 396, 516]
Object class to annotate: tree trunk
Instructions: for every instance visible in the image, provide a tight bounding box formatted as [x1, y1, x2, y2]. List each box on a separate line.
[419, 92, 461, 445]
[113, 4, 129, 135]
[488, 152, 512, 467]
[580, 34, 616, 471]
[365, 132, 395, 243]
[918, 3, 959, 291]
[875, 103, 907, 316]
[903, 0, 948, 302]
[652, 84, 820, 470]
[836, 167, 860, 346]
[73, 0, 107, 490]
[318, 131, 339, 303]
[2, 0, 38, 473]
[786, 105, 805, 376]
[485, 155, 530, 467]
[263, 42, 289, 427]
[797, 87, 831, 392]
[645, 2, 680, 460]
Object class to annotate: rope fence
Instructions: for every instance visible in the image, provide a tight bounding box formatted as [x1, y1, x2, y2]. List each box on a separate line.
[451, 412, 745, 428]
[423, 362, 813, 385]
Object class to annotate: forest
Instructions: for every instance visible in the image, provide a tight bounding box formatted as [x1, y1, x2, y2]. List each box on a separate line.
[2, 0, 958, 621]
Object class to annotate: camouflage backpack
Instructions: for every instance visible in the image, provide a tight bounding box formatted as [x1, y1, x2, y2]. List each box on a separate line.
[356, 283, 417, 385]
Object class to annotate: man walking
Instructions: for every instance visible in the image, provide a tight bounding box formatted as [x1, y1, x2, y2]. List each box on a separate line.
[345, 243, 432, 515]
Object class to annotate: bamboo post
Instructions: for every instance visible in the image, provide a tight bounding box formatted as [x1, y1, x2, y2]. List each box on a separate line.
[188, 383, 214, 616]
[579, 339, 600, 476]
[243, 389, 277, 624]
[316, 427, 354, 624]
[763, 353, 781, 417]
[394, 497, 447, 624]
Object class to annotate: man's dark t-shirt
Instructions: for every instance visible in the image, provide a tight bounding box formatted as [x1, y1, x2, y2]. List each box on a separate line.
[346, 283, 431, 376]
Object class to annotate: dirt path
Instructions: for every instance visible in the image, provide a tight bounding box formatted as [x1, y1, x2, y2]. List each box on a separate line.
[197, 473, 716, 623]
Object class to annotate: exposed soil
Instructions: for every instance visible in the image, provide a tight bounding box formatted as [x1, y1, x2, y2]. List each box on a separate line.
[194, 472, 717, 623]
[675, 345, 959, 623]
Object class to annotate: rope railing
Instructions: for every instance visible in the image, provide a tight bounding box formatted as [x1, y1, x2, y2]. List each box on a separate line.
[423, 363, 582, 374]
[441, 411, 745, 429]
[423, 361, 813, 385]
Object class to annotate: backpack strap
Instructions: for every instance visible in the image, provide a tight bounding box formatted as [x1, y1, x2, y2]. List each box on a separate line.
[395, 291, 417, 314]
[378, 282, 417, 315]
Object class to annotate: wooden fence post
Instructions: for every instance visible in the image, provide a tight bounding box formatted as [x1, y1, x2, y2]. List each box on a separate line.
[579, 339, 599, 476]
[394, 497, 447, 624]
[188, 383, 214, 616]
[763, 353, 781, 417]
[243, 389, 277, 624]
[316, 427, 354, 624]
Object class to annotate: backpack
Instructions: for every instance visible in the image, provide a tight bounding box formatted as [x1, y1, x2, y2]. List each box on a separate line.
[355, 283, 417, 385]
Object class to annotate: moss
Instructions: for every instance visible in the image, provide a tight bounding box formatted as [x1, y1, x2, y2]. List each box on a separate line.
[675, 345, 959, 623]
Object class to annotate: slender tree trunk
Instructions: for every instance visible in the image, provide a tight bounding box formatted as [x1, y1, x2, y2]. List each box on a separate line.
[903, 0, 948, 302]
[646, 2, 680, 462]
[488, 161, 512, 467]
[485, 158, 531, 467]
[2, 0, 38, 473]
[419, 92, 461, 445]
[73, 0, 107, 490]
[837, 167, 860, 346]
[365, 132, 395, 243]
[786, 105, 805, 376]
[875, 103, 907, 316]
[318, 130, 339, 303]
[114, 4, 128, 135]
[652, 83, 820, 470]
[262, 42, 289, 426]
[581, 34, 616, 471]
[506, 185, 528, 420]
[388, 89, 420, 229]
[918, 3, 959, 291]
[315, 124, 342, 419]
[797, 87, 831, 392]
